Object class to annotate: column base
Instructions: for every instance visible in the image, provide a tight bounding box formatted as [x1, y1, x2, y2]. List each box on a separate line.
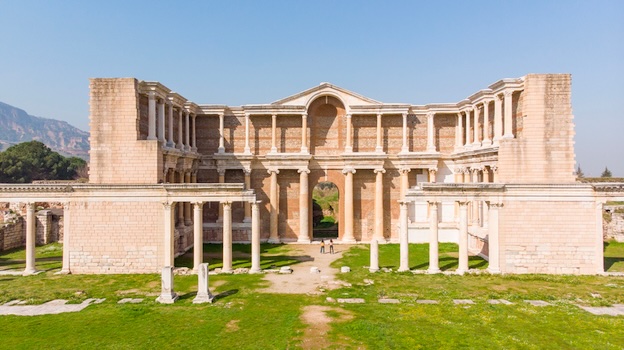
[297, 238, 311, 244]
[192, 292, 215, 304]
[243, 217, 251, 223]
[502, 134, 514, 139]
[455, 269, 467, 275]
[426, 147, 436, 153]
[300, 147, 308, 153]
[147, 136, 157, 141]
[371, 236, 386, 244]
[369, 267, 380, 273]
[184, 220, 192, 226]
[156, 293, 179, 304]
[218, 147, 225, 153]
[398, 267, 410, 272]
[341, 237, 356, 244]
[249, 268, 263, 274]
[375, 146, 384, 153]
[220, 269, 233, 274]
[244, 147, 251, 154]
[55, 269, 71, 275]
[481, 139, 492, 147]
[166, 142, 175, 148]
[267, 237, 281, 244]
[487, 268, 501, 274]
[22, 269, 41, 276]
[426, 268, 441, 274]
[472, 141, 481, 148]
[191, 147, 198, 152]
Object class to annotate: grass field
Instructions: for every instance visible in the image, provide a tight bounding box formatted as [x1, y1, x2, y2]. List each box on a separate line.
[0, 243, 623, 349]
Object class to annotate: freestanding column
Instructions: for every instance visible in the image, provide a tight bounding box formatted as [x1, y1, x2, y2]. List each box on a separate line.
[163, 202, 175, 267]
[156, 266, 178, 304]
[250, 201, 262, 273]
[191, 114, 197, 152]
[147, 92, 157, 140]
[243, 169, 252, 222]
[167, 102, 174, 147]
[428, 201, 440, 273]
[270, 114, 277, 153]
[503, 91, 514, 139]
[376, 113, 383, 152]
[193, 263, 214, 304]
[482, 100, 492, 146]
[298, 168, 310, 243]
[268, 169, 280, 243]
[217, 170, 225, 222]
[244, 113, 251, 154]
[464, 109, 471, 148]
[177, 109, 184, 149]
[487, 202, 501, 273]
[401, 113, 408, 153]
[345, 114, 353, 152]
[473, 106, 481, 147]
[222, 202, 233, 273]
[301, 113, 308, 153]
[370, 239, 379, 273]
[218, 113, 225, 153]
[426, 112, 436, 152]
[23, 202, 36, 275]
[455, 112, 463, 152]
[184, 110, 190, 151]
[398, 201, 409, 272]
[59, 202, 71, 274]
[193, 202, 204, 271]
[158, 99, 165, 145]
[342, 168, 356, 243]
[493, 94, 503, 145]
[457, 202, 469, 274]
[373, 168, 385, 242]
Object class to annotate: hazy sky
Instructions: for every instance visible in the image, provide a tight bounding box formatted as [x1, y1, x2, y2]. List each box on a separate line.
[0, 1, 622, 176]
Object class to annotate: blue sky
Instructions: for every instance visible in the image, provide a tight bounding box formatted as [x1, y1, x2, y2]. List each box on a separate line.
[0, 1, 622, 176]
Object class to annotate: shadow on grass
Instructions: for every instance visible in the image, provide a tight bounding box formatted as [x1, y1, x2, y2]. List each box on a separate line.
[604, 240, 624, 272]
[214, 289, 238, 302]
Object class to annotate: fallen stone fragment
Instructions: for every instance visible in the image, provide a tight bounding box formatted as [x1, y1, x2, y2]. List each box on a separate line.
[453, 299, 475, 305]
[416, 300, 439, 304]
[337, 298, 365, 304]
[524, 300, 552, 307]
[378, 298, 400, 304]
[310, 267, 320, 274]
[279, 266, 293, 274]
[341, 266, 351, 273]
[488, 299, 513, 305]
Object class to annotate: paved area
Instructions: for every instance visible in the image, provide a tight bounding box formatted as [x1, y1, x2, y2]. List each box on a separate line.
[577, 304, 624, 316]
[0, 298, 105, 316]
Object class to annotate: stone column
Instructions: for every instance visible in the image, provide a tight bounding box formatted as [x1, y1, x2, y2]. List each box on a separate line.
[370, 239, 379, 272]
[60, 202, 71, 274]
[376, 113, 383, 153]
[457, 201, 469, 274]
[487, 202, 501, 273]
[158, 99, 166, 145]
[184, 173, 192, 226]
[464, 109, 471, 148]
[426, 112, 436, 152]
[193, 263, 214, 304]
[473, 106, 481, 147]
[148, 92, 157, 140]
[595, 202, 606, 274]
[244, 113, 251, 154]
[482, 100, 492, 146]
[398, 201, 409, 272]
[492, 165, 499, 183]
[373, 168, 385, 242]
[298, 168, 310, 243]
[482, 167, 490, 183]
[177, 109, 184, 150]
[345, 114, 353, 152]
[401, 113, 408, 153]
[163, 202, 175, 267]
[270, 114, 277, 153]
[268, 169, 280, 243]
[250, 201, 262, 273]
[217, 170, 225, 222]
[428, 201, 440, 273]
[342, 167, 356, 243]
[493, 94, 503, 145]
[471, 169, 480, 224]
[218, 113, 225, 153]
[399, 168, 410, 199]
[455, 112, 463, 152]
[23, 202, 36, 275]
[503, 91, 514, 139]
[156, 266, 178, 304]
[428, 168, 437, 183]
[222, 202, 233, 273]
[184, 110, 190, 151]
[167, 102, 174, 147]
[301, 113, 308, 153]
[243, 169, 252, 222]
[191, 114, 197, 152]
[193, 202, 204, 271]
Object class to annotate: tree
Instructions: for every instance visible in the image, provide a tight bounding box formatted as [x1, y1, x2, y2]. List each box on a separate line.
[601, 166, 612, 178]
[0, 141, 86, 183]
[575, 164, 584, 178]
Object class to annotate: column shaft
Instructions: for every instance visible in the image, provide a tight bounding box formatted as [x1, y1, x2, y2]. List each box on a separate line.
[487, 202, 501, 273]
[191, 114, 197, 151]
[222, 202, 233, 273]
[250, 201, 261, 273]
[184, 110, 190, 151]
[503, 91, 514, 138]
[24, 203, 36, 275]
[455, 112, 463, 152]
[244, 113, 251, 154]
[60, 202, 71, 274]
[217, 171, 225, 222]
[298, 169, 310, 243]
[243, 171, 251, 222]
[458, 202, 469, 273]
[193, 203, 204, 271]
[167, 103, 174, 147]
[376, 113, 383, 152]
[158, 100, 165, 144]
[398, 201, 409, 271]
[494, 95, 503, 145]
[345, 114, 352, 152]
[401, 113, 408, 152]
[148, 92, 157, 140]
[428, 202, 440, 273]
[426, 112, 436, 152]
[473, 106, 480, 146]
[163, 203, 175, 267]
[268, 170, 280, 243]
[482, 100, 491, 146]
[300, 113, 308, 153]
[464, 110, 471, 147]
[177, 109, 184, 149]
[342, 169, 355, 242]
[218, 113, 225, 152]
[373, 169, 385, 242]
[271, 114, 277, 153]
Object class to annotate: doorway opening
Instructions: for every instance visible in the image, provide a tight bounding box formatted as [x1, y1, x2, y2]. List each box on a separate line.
[312, 181, 339, 239]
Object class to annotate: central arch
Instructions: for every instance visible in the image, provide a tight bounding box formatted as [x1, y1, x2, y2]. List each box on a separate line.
[308, 95, 346, 155]
[312, 181, 339, 240]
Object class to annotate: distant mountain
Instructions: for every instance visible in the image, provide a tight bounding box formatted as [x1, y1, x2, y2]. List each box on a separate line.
[0, 101, 89, 160]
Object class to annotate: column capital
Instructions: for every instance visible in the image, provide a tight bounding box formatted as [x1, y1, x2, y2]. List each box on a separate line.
[298, 168, 310, 174]
[495, 93, 504, 101]
[428, 167, 438, 174]
[374, 168, 386, 174]
[221, 201, 232, 206]
[267, 169, 280, 175]
[342, 167, 356, 175]
[191, 201, 204, 207]
[377, 113, 383, 118]
[426, 111, 435, 119]
[503, 90, 514, 98]
[456, 200, 469, 206]
[489, 202, 504, 209]
[301, 113, 307, 118]
[243, 167, 252, 176]
[482, 99, 491, 107]
[162, 202, 174, 210]
[62, 202, 71, 210]
[427, 200, 439, 207]
[398, 167, 411, 175]
[25, 202, 36, 210]
[217, 168, 226, 176]
[491, 165, 498, 173]
[454, 167, 465, 174]
[345, 113, 352, 119]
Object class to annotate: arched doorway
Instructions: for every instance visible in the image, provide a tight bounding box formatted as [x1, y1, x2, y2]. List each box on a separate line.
[312, 181, 339, 239]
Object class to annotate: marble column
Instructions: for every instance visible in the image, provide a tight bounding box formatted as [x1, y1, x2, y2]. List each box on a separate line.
[298, 168, 310, 243]
[370, 239, 379, 273]
[222, 202, 233, 273]
[376, 113, 383, 153]
[158, 99, 166, 145]
[177, 109, 184, 150]
[399, 168, 410, 199]
[471, 169, 480, 224]
[455, 112, 463, 152]
[268, 169, 280, 243]
[250, 201, 262, 273]
[342, 167, 356, 243]
[163, 202, 175, 267]
[244, 113, 251, 154]
[191, 114, 197, 152]
[184, 110, 190, 151]
[167, 102, 175, 147]
[243, 169, 251, 222]
[193, 263, 214, 304]
[428, 168, 437, 183]
[398, 200, 409, 272]
[464, 109, 471, 148]
[487, 202, 501, 273]
[492, 165, 499, 183]
[345, 114, 353, 153]
[473, 106, 481, 147]
[428, 201, 440, 273]
[60, 202, 71, 274]
[217, 170, 225, 223]
[426, 112, 436, 152]
[457, 201, 469, 274]
[482, 100, 492, 146]
[184, 173, 192, 226]
[301, 113, 308, 153]
[23, 202, 36, 275]
[503, 91, 514, 139]
[493, 94, 503, 145]
[147, 92, 157, 140]
[270, 114, 277, 153]
[218, 113, 225, 153]
[373, 168, 385, 242]
[156, 266, 178, 304]
[193, 202, 204, 271]
[401, 113, 408, 153]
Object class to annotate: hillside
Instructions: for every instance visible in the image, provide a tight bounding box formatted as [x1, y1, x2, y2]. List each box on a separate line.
[0, 101, 89, 160]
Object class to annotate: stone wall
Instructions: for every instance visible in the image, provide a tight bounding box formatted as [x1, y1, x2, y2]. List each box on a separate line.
[0, 211, 64, 251]
[0, 217, 25, 251]
[604, 206, 624, 242]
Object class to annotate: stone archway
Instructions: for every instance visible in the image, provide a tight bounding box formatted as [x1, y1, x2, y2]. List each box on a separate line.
[312, 181, 339, 239]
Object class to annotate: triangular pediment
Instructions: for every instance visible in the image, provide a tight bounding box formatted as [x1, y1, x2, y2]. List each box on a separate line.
[272, 83, 382, 107]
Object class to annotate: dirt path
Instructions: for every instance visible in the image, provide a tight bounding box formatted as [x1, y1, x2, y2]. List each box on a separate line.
[299, 305, 355, 350]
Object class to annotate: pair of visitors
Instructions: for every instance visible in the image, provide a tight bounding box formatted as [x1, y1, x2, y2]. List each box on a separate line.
[320, 239, 325, 254]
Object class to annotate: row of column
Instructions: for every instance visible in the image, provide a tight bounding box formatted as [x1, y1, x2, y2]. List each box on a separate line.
[163, 200, 262, 274]
[454, 90, 515, 152]
[167, 169, 197, 226]
[147, 92, 197, 152]
[216, 169, 252, 223]
[399, 200, 501, 274]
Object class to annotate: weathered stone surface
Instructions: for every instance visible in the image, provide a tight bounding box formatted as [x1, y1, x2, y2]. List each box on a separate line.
[488, 299, 513, 305]
[453, 299, 475, 305]
[416, 300, 439, 304]
[340, 266, 351, 273]
[337, 298, 365, 304]
[524, 300, 552, 307]
[0, 298, 104, 316]
[378, 298, 400, 304]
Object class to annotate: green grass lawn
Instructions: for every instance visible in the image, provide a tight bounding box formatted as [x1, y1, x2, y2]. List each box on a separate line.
[0, 243, 623, 349]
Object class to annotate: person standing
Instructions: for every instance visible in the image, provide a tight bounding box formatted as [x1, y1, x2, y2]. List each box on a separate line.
[329, 239, 334, 254]
[320, 239, 325, 254]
